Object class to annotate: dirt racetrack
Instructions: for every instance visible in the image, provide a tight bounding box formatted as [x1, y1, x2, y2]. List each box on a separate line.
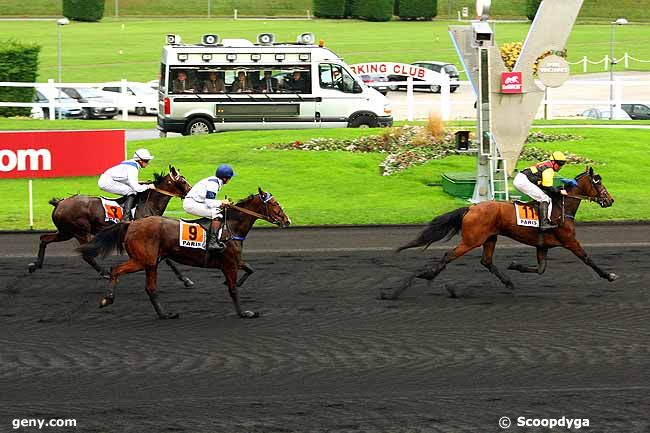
[1, 225, 649, 433]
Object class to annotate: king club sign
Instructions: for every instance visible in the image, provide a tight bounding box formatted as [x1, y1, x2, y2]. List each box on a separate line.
[501, 71, 523, 94]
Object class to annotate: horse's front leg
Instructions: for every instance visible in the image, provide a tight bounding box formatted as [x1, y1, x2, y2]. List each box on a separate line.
[508, 247, 548, 274]
[28, 232, 72, 273]
[144, 265, 179, 320]
[562, 239, 618, 281]
[236, 261, 254, 287]
[164, 259, 194, 288]
[223, 265, 259, 318]
[78, 234, 110, 279]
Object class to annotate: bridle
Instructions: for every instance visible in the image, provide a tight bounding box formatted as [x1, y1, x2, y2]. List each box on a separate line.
[564, 173, 609, 206]
[148, 171, 189, 199]
[228, 193, 283, 225]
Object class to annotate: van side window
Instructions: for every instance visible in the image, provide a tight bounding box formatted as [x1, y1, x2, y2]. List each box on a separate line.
[319, 64, 356, 93]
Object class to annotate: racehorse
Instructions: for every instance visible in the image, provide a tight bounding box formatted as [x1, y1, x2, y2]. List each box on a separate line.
[77, 188, 291, 319]
[28, 166, 195, 287]
[384, 167, 616, 299]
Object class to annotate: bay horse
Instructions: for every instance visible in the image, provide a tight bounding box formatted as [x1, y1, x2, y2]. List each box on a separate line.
[28, 166, 195, 287]
[384, 167, 616, 299]
[77, 188, 291, 319]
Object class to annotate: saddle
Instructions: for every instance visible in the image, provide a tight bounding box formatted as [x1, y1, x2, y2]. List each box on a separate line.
[180, 217, 212, 233]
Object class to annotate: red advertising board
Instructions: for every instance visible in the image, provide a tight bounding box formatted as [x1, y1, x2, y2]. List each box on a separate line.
[501, 72, 523, 94]
[0, 130, 125, 179]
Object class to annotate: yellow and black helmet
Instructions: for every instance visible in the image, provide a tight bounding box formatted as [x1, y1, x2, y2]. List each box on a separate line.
[551, 151, 567, 165]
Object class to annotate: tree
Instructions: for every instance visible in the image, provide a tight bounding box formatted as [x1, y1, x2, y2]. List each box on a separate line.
[314, 0, 347, 18]
[526, 0, 542, 21]
[398, 0, 437, 21]
[62, 0, 105, 22]
[351, 0, 393, 22]
[0, 40, 40, 117]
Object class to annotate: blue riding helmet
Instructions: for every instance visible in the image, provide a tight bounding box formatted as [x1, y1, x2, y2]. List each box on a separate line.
[215, 164, 235, 179]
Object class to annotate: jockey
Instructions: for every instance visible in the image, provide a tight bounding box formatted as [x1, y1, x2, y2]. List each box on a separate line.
[513, 151, 568, 231]
[98, 148, 155, 220]
[183, 164, 234, 251]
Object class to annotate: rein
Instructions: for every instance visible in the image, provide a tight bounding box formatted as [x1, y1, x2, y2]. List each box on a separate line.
[151, 187, 184, 198]
[228, 204, 273, 223]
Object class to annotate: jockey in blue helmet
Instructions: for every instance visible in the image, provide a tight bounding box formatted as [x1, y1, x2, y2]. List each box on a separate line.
[183, 164, 235, 251]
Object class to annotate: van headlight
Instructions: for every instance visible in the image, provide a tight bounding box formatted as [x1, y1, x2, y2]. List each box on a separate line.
[384, 104, 392, 115]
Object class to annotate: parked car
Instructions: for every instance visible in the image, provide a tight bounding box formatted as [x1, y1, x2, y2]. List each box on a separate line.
[580, 107, 631, 120]
[358, 73, 388, 95]
[99, 81, 158, 116]
[147, 79, 159, 91]
[32, 86, 83, 119]
[621, 103, 650, 120]
[388, 61, 460, 93]
[60, 87, 119, 119]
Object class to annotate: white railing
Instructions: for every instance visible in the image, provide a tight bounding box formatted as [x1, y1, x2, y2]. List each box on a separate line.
[568, 52, 650, 73]
[0, 79, 130, 120]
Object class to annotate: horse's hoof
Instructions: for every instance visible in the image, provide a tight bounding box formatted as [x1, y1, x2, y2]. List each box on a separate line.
[182, 278, 195, 288]
[27, 263, 38, 273]
[379, 291, 393, 300]
[416, 271, 433, 280]
[241, 310, 259, 319]
[159, 312, 180, 320]
[506, 282, 515, 291]
[507, 261, 518, 270]
[100, 272, 111, 280]
[99, 296, 114, 308]
[607, 273, 618, 282]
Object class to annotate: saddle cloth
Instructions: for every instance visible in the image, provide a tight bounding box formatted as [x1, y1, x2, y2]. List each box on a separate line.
[100, 198, 123, 223]
[179, 220, 207, 249]
[513, 201, 539, 228]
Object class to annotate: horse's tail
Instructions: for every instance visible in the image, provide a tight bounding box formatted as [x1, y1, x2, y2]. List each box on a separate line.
[77, 223, 130, 258]
[49, 197, 62, 207]
[396, 207, 470, 252]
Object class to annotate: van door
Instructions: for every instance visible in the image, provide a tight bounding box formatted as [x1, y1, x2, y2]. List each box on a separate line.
[317, 63, 366, 128]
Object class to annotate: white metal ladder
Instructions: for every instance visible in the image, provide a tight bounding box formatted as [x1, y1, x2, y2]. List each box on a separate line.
[488, 134, 509, 201]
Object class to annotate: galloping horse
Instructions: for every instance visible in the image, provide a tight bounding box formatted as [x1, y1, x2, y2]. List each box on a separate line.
[28, 166, 195, 287]
[385, 167, 616, 299]
[78, 188, 291, 319]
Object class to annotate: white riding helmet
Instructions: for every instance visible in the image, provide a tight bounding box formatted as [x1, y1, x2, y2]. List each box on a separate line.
[133, 148, 154, 161]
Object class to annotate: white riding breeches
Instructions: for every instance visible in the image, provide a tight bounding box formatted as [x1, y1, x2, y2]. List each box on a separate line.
[183, 198, 223, 219]
[98, 174, 137, 196]
[513, 172, 552, 218]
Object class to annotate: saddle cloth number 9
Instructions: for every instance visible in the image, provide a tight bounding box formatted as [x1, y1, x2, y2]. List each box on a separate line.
[179, 221, 206, 249]
[101, 198, 123, 223]
[515, 203, 539, 228]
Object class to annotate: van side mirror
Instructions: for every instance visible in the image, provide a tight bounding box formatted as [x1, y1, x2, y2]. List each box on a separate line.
[353, 82, 363, 93]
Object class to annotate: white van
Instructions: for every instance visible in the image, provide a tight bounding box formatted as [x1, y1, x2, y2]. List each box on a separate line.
[157, 33, 393, 136]
[99, 81, 158, 116]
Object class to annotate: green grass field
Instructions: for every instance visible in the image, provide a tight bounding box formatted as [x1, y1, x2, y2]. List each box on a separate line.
[1, 126, 648, 230]
[0, 19, 648, 83]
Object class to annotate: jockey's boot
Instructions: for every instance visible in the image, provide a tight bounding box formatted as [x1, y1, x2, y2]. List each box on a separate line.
[538, 202, 557, 231]
[122, 195, 137, 221]
[207, 218, 226, 252]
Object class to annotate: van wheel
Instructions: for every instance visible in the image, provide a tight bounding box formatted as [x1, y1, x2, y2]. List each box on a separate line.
[430, 85, 441, 93]
[349, 114, 376, 128]
[185, 118, 214, 135]
[388, 84, 400, 91]
[135, 107, 146, 116]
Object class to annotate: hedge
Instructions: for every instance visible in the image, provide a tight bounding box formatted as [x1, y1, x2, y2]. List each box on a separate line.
[314, 0, 347, 18]
[0, 40, 40, 117]
[398, 0, 437, 20]
[62, 0, 105, 22]
[526, 0, 542, 20]
[350, 0, 393, 21]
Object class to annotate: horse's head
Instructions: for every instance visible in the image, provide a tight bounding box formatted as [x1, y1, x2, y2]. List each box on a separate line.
[153, 166, 193, 198]
[571, 166, 614, 208]
[237, 187, 291, 228]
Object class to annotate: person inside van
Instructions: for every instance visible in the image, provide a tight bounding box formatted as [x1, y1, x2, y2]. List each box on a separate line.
[259, 70, 279, 93]
[231, 71, 253, 93]
[288, 71, 310, 93]
[203, 72, 226, 93]
[172, 70, 195, 93]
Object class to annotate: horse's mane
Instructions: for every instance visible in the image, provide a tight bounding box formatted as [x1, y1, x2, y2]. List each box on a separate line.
[152, 172, 167, 184]
[235, 193, 259, 206]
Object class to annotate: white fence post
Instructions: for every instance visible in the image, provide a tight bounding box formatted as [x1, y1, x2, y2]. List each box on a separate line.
[583, 56, 587, 73]
[47, 79, 56, 120]
[28, 179, 34, 230]
[440, 76, 451, 121]
[624, 52, 629, 69]
[120, 78, 128, 121]
[406, 76, 414, 121]
[234, 9, 238, 20]
[614, 76, 623, 114]
[604, 55, 609, 71]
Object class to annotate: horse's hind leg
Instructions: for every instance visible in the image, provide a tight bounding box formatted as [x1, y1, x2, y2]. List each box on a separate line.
[236, 261, 254, 287]
[27, 231, 72, 273]
[508, 247, 548, 274]
[480, 235, 515, 291]
[78, 234, 110, 279]
[144, 265, 179, 320]
[100, 259, 144, 308]
[164, 259, 194, 288]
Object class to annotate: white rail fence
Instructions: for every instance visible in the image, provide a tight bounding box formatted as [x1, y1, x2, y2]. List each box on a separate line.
[569, 52, 650, 73]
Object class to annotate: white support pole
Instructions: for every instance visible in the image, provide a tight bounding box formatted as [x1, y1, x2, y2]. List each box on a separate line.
[614, 76, 623, 115]
[207, 0, 211, 18]
[234, 9, 238, 20]
[546, 86, 554, 120]
[440, 77, 451, 121]
[604, 55, 609, 71]
[28, 179, 34, 230]
[583, 56, 587, 73]
[115, 0, 119, 17]
[406, 77, 414, 121]
[624, 52, 629, 69]
[120, 78, 128, 121]
[47, 78, 55, 120]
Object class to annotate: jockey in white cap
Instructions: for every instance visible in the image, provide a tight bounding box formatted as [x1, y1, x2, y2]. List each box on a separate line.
[183, 164, 234, 251]
[98, 148, 155, 220]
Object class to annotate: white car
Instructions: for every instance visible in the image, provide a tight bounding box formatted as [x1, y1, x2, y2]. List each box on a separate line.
[98, 81, 158, 116]
[580, 107, 631, 120]
[147, 79, 159, 91]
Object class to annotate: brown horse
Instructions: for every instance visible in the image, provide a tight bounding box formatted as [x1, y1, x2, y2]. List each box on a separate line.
[28, 166, 194, 286]
[384, 167, 616, 299]
[77, 188, 291, 319]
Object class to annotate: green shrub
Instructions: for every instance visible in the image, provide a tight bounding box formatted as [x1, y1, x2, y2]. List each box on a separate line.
[398, 0, 437, 20]
[314, 0, 347, 18]
[0, 40, 40, 117]
[351, 0, 393, 21]
[62, 0, 105, 22]
[526, 0, 542, 20]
